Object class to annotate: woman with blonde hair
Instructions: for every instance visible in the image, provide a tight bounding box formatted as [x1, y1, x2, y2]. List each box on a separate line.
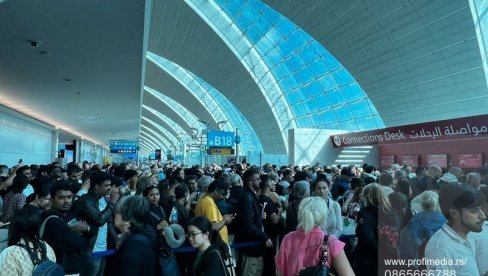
[354, 183, 400, 276]
[276, 197, 354, 276]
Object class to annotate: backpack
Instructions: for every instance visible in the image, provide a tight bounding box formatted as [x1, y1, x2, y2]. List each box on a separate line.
[16, 242, 64, 276]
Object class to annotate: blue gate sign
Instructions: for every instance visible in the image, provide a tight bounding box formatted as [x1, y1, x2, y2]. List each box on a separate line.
[207, 131, 235, 148]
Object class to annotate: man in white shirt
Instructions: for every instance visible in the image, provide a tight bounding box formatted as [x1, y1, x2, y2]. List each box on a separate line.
[425, 182, 485, 276]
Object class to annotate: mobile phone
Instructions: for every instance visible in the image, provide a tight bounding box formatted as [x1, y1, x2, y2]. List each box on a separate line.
[68, 219, 78, 227]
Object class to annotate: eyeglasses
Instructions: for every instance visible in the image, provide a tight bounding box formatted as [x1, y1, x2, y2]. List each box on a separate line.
[250, 178, 260, 182]
[186, 232, 202, 238]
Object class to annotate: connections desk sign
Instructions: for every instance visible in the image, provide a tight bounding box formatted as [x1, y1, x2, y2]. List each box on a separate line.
[207, 131, 235, 148]
[109, 140, 138, 154]
[331, 114, 488, 147]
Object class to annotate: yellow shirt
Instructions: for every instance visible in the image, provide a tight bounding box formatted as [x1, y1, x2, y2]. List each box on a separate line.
[195, 195, 228, 243]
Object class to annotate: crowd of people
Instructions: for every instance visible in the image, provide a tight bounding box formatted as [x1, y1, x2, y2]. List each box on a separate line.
[0, 159, 487, 276]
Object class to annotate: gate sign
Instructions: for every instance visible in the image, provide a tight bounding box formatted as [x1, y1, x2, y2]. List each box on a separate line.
[207, 131, 235, 148]
[110, 140, 138, 154]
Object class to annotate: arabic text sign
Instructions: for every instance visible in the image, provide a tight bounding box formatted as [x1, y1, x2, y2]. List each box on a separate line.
[330, 114, 488, 147]
[458, 153, 483, 169]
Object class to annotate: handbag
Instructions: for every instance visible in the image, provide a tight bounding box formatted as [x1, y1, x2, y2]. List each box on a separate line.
[298, 235, 330, 276]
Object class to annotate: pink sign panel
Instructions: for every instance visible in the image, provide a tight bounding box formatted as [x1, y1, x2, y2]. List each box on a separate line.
[380, 155, 395, 168]
[458, 153, 483, 169]
[399, 155, 419, 167]
[427, 154, 448, 168]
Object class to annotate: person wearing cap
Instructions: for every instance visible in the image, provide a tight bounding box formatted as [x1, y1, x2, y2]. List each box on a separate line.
[331, 167, 353, 201]
[425, 182, 485, 275]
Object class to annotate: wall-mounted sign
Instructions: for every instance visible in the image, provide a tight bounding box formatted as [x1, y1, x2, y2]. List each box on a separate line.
[458, 153, 482, 169]
[207, 131, 235, 148]
[380, 155, 395, 168]
[427, 154, 448, 168]
[330, 114, 488, 147]
[399, 155, 419, 167]
[207, 147, 235, 155]
[109, 140, 138, 154]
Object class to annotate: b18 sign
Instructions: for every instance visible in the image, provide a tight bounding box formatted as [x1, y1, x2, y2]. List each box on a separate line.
[207, 131, 235, 148]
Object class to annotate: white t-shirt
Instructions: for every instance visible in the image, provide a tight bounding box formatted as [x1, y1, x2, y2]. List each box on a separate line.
[468, 222, 488, 275]
[425, 224, 480, 276]
[93, 197, 108, 253]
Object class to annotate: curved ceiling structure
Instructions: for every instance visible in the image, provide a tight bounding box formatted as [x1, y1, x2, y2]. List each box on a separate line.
[263, 0, 488, 126]
[144, 0, 390, 155]
[2, 0, 487, 162]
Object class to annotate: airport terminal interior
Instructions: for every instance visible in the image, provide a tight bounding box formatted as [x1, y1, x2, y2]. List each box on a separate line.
[1, 0, 488, 275]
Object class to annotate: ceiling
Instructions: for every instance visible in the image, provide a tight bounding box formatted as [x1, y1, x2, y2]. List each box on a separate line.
[1, 0, 487, 155]
[0, 0, 148, 146]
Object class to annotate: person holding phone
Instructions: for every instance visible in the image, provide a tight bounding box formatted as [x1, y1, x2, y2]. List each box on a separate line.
[41, 181, 92, 275]
[74, 171, 120, 276]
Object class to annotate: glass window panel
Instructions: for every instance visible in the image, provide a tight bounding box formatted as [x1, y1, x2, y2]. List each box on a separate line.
[341, 82, 364, 101]
[322, 110, 337, 123]
[322, 53, 340, 71]
[311, 114, 324, 126]
[327, 89, 346, 106]
[256, 36, 274, 54]
[223, 0, 241, 16]
[285, 92, 299, 104]
[333, 68, 354, 86]
[315, 94, 331, 108]
[276, 40, 296, 58]
[319, 74, 338, 91]
[374, 115, 385, 128]
[327, 123, 341, 130]
[298, 45, 319, 65]
[294, 66, 314, 84]
[308, 59, 329, 78]
[336, 105, 353, 121]
[302, 81, 323, 97]
[339, 120, 358, 131]
[350, 100, 372, 118]
[285, 54, 305, 71]
[274, 18, 296, 36]
[246, 26, 263, 43]
[304, 99, 317, 112]
[299, 117, 313, 128]
[311, 41, 328, 57]
[293, 104, 307, 117]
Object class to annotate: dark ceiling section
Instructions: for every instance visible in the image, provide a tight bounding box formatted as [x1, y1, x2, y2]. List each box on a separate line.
[0, 0, 147, 145]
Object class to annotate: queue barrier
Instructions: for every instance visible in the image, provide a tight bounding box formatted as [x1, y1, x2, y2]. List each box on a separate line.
[91, 241, 262, 257]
